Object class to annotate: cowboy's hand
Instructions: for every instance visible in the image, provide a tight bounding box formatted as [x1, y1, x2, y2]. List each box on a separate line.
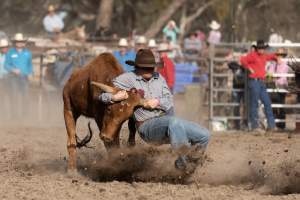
[249, 68, 255, 74]
[112, 90, 128, 101]
[143, 99, 160, 109]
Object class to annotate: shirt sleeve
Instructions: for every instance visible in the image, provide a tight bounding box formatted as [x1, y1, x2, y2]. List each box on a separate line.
[157, 77, 174, 111]
[240, 53, 251, 70]
[265, 53, 277, 61]
[164, 58, 175, 88]
[26, 52, 33, 76]
[4, 50, 13, 72]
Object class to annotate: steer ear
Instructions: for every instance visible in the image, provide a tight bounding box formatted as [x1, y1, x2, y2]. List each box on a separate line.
[91, 81, 117, 93]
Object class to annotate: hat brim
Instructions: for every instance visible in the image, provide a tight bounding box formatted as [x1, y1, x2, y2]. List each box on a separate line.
[254, 45, 269, 49]
[12, 39, 27, 42]
[125, 60, 156, 68]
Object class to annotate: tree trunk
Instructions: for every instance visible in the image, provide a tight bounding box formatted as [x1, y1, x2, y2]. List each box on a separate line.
[144, 0, 187, 38]
[96, 0, 114, 32]
[178, 0, 218, 42]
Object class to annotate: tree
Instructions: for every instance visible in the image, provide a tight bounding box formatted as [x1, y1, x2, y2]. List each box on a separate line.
[144, 0, 187, 38]
[96, 0, 115, 33]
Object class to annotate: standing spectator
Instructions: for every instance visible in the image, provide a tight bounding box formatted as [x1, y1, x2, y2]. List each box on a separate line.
[5, 33, 33, 118]
[113, 38, 136, 72]
[184, 32, 202, 56]
[148, 39, 160, 63]
[0, 39, 9, 80]
[240, 40, 277, 132]
[163, 20, 180, 44]
[135, 36, 147, 52]
[208, 20, 221, 45]
[43, 5, 65, 40]
[267, 48, 289, 130]
[195, 30, 206, 43]
[157, 43, 175, 92]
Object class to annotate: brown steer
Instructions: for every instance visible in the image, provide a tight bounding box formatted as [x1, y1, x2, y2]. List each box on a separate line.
[63, 53, 142, 172]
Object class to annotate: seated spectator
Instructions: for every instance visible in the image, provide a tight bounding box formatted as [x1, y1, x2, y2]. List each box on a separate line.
[135, 36, 147, 52]
[5, 33, 33, 118]
[157, 43, 175, 92]
[163, 20, 180, 44]
[113, 38, 136, 72]
[43, 5, 65, 40]
[208, 20, 221, 45]
[0, 39, 9, 80]
[267, 48, 289, 130]
[184, 32, 202, 55]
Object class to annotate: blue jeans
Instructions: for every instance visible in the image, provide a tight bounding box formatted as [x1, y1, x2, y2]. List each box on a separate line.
[248, 79, 275, 129]
[138, 116, 210, 150]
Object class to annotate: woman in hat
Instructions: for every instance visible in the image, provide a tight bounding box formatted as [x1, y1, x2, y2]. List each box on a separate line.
[163, 20, 180, 44]
[207, 20, 221, 45]
[99, 49, 210, 172]
[240, 40, 277, 132]
[267, 48, 289, 130]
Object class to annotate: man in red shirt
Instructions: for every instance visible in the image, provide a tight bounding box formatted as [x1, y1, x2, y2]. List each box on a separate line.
[157, 43, 175, 92]
[240, 40, 277, 132]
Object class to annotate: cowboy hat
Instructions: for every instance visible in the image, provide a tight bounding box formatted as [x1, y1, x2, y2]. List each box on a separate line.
[12, 33, 27, 42]
[209, 20, 221, 30]
[157, 43, 170, 52]
[118, 38, 128, 47]
[253, 40, 269, 49]
[136, 36, 147, 44]
[148, 39, 157, 48]
[125, 49, 157, 68]
[275, 48, 288, 57]
[0, 39, 9, 48]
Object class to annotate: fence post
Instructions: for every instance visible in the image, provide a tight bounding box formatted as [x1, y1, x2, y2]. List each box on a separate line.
[208, 44, 215, 131]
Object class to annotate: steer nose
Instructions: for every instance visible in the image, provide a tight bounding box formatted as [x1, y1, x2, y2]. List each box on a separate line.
[100, 133, 114, 143]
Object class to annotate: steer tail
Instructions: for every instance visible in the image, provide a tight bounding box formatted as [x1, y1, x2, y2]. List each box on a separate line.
[76, 122, 93, 148]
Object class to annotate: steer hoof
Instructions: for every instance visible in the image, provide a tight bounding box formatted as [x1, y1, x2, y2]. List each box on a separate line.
[66, 169, 81, 178]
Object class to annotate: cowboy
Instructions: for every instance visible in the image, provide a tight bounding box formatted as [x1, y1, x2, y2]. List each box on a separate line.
[207, 20, 221, 45]
[113, 38, 136, 72]
[240, 40, 277, 132]
[43, 5, 65, 40]
[5, 33, 33, 118]
[99, 49, 210, 172]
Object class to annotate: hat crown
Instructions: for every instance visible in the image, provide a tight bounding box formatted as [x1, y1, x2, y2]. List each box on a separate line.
[118, 38, 128, 47]
[125, 49, 156, 68]
[136, 36, 147, 44]
[209, 20, 220, 30]
[0, 39, 9, 47]
[148, 39, 157, 48]
[13, 33, 26, 41]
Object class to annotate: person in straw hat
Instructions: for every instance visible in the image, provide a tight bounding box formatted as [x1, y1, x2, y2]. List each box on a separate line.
[240, 40, 277, 133]
[43, 4, 65, 40]
[113, 38, 136, 72]
[266, 48, 289, 130]
[0, 39, 9, 79]
[135, 36, 147, 52]
[99, 49, 210, 172]
[207, 20, 221, 45]
[5, 33, 33, 118]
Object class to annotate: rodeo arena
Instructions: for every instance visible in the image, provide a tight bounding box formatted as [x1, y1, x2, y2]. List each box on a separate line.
[0, 2, 300, 200]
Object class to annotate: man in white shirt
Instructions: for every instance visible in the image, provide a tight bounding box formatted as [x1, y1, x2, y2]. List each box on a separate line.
[43, 5, 65, 40]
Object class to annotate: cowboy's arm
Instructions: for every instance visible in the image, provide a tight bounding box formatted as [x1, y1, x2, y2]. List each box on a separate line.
[156, 78, 174, 112]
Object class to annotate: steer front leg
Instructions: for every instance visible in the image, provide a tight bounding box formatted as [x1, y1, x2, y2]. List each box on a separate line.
[127, 117, 136, 147]
[64, 109, 78, 173]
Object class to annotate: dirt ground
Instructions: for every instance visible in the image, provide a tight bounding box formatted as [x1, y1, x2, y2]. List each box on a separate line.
[0, 92, 300, 200]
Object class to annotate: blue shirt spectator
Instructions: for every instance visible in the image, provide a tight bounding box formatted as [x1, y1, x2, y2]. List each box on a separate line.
[113, 49, 136, 72]
[5, 47, 33, 76]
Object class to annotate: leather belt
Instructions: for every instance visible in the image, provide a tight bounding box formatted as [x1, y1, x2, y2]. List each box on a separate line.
[249, 77, 264, 81]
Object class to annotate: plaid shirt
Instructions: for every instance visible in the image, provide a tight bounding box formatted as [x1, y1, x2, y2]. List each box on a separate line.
[100, 71, 174, 121]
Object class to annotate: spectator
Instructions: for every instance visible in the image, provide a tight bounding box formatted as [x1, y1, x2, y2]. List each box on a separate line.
[208, 20, 221, 45]
[135, 36, 147, 52]
[240, 40, 277, 132]
[0, 39, 9, 79]
[157, 43, 175, 92]
[267, 48, 289, 130]
[5, 33, 33, 117]
[43, 5, 65, 40]
[113, 38, 136, 72]
[195, 30, 206, 43]
[184, 32, 202, 56]
[148, 39, 160, 63]
[163, 20, 180, 44]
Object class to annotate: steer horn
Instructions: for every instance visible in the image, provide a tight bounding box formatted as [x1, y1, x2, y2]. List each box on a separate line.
[91, 81, 116, 93]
